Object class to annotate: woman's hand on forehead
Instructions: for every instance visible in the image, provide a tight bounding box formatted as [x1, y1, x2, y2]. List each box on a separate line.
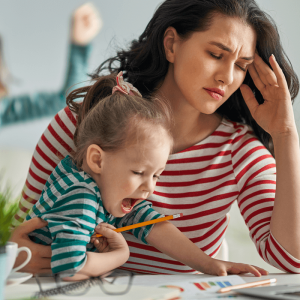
[240, 53, 295, 138]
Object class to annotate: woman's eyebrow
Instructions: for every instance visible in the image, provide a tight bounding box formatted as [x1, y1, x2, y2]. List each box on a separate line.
[208, 41, 254, 61]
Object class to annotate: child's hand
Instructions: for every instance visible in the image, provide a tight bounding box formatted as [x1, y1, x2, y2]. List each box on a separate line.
[91, 223, 129, 256]
[90, 235, 110, 253]
[204, 258, 269, 277]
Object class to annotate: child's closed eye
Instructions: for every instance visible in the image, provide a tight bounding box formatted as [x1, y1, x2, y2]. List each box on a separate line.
[132, 171, 143, 175]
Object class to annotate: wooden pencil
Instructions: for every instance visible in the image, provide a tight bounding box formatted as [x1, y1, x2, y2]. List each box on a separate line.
[218, 278, 277, 293]
[95, 213, 183, 237]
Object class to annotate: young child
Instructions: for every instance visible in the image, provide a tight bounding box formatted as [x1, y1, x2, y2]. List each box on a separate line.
[26, 72, 267, 280]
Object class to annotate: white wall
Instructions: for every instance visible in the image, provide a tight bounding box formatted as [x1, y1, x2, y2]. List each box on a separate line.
[0, 1, 163, 97]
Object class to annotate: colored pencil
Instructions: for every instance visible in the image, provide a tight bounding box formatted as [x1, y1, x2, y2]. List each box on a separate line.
[95, 213, 183, 237]
[217, 278, 277, 293]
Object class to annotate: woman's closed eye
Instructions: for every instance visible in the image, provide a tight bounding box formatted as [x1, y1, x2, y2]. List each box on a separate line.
[210, 52, 222, 59]
[209, 52, 247, 72]
[236, 64, 247, 72]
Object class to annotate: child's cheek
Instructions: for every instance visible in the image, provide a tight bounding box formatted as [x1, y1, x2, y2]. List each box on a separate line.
[120, 179, 137, 195]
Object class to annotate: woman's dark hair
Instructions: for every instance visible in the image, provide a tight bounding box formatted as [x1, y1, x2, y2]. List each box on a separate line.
[67, 74, 173, 168]
[91, 0, 299, 154]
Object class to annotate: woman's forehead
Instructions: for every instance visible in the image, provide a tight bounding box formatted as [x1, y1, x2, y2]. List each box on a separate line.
[188, 14, 257, 55]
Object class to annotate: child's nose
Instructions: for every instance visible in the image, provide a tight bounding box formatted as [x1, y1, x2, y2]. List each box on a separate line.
[141, 177, 155, 195]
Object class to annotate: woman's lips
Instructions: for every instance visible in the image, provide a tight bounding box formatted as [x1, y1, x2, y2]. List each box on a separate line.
[204, 88, 224, 100]
[121, 198, 142, 214]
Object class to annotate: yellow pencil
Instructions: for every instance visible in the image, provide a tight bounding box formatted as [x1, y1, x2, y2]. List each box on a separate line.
[95, 213, 183, 237]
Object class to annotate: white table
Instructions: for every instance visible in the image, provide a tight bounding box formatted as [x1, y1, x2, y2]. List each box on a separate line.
[5, 273, 300, 300]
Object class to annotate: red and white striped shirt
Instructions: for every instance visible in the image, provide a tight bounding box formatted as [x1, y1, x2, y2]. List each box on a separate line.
[14, 106, 300, 274]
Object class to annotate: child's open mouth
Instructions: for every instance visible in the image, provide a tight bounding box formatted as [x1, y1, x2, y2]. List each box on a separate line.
[121, 198, 141, 214]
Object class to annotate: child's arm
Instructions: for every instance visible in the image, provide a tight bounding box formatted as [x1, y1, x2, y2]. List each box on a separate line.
[146, 221, 268, 277]
[95, 201, 268, 276]
[65, 223, 129, 281]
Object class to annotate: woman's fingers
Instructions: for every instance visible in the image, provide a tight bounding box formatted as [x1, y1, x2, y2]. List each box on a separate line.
[17, 247, 52, 274]
[30, 257, 52, 275]
[9, 218, 52, 274]
[248, 64, 265, 91]
[248, 53, 283, 95]
[12, 218, 48, 237]
[269, 54, 288, 89]
[253, 61, 270, 87]
[240, 84, 259, 116]
[254, 53, 278, 86]
[33, 242, 52, 258]
[10, 218, 51, 259]
[15, 243, 52, 273]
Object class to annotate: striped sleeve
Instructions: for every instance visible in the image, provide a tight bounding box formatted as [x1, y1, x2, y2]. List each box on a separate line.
[231, 123, 300, 273]
[115, 200, 164, 244]
[41, 184, 100, 277]
[12, 106, 76, 228]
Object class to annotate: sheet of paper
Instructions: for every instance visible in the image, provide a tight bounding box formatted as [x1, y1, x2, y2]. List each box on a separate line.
[116, 274, 246, 300]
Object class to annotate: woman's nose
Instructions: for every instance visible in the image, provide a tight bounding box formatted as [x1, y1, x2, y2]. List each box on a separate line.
[215, 63, 234, 86]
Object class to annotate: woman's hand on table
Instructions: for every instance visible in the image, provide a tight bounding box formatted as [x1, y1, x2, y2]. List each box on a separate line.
[9, 218, 52, 274]
[240, 53, 297, 139]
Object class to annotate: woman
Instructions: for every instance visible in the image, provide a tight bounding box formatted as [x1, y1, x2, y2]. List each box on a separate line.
[0, 3, 101, 127]
[10, 0, 300, 275]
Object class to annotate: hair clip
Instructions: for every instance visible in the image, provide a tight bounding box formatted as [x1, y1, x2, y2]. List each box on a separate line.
[112, 71, 142, 97]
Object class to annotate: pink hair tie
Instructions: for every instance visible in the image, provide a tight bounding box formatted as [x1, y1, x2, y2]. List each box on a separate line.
[112, 71, 142, 97]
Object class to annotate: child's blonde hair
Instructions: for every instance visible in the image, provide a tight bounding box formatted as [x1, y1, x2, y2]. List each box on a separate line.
[67, 74, 173, 168]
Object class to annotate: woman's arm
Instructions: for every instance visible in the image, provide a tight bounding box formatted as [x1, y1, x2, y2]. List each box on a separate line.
[241, 54, 300, 262]
[271, 131, 300, 258]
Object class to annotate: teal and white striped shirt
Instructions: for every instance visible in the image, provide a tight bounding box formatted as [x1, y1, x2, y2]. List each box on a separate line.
[26, 155, 163, 277]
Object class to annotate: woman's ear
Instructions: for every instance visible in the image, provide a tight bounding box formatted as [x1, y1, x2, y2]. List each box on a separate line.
[163, 27, 178, 63]
[86, 144, 104, 174]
